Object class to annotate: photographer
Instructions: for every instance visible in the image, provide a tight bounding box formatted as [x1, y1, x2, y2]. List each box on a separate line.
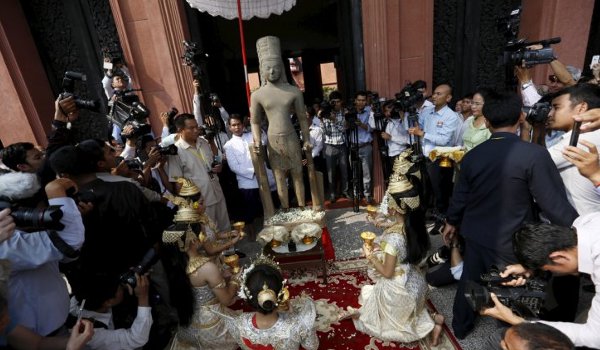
[0, 173, 84, 336]
[481, 214, 600, 349]
[320, 91, 350, 202]
[380, 100, 409, 172]
[544, 84, 600, 215]
[348, 91, 374, 204]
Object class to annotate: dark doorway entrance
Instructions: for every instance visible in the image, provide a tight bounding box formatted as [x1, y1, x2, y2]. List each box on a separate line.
[183, 0, 364, 115]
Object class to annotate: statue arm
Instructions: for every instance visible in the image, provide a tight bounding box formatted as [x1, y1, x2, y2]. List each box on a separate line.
[295, 93, 311, 149]
[250, 95, 264, 150]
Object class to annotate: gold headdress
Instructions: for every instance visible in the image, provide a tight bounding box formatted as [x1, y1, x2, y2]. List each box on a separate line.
[176, 177, 200, 197]
[237, 255, 289, 309]
[381, 156, 421, 215]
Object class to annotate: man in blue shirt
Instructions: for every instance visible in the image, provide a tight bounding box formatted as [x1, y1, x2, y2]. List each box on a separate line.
[409, 84, 460, 215]
[348, 91, 374, 204]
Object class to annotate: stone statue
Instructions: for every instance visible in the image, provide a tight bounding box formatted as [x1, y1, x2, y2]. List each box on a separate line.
[250, 36, 311, 210]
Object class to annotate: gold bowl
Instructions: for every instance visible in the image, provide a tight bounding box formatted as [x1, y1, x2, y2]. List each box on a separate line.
[366, 205, 378, 219]
[270, 239, 282, 248]
[439, 155, 453, 168]
[223, 254, 240, 274]
[232, 221, 246, 238]
[360, 231, 376, 248]
[302, 236, 315, 244]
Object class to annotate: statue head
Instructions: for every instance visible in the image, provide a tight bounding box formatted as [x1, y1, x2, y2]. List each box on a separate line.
[257, 36, 287, 86]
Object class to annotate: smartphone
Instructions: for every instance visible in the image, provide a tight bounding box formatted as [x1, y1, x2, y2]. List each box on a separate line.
[569, 121, 582, 147]
[590, 54, 599, 70]
[103, 61, 114, 70]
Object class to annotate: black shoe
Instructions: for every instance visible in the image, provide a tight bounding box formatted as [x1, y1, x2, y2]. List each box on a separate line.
[426, 246, 450, 268]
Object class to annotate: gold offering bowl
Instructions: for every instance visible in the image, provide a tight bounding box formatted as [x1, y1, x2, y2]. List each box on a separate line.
[277, 287, 291, 311]
[360, 231, 376, 249]
[366, 205, 378, 219]
[302, 236, 315, 245]
[232, 221, 246, 238]
[270, 239, 282, 248]
[223, 254, 240, 274]
[439, 155, 453, 168]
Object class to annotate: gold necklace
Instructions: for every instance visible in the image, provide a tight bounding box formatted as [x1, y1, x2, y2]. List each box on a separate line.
[187, 255, 210, 275]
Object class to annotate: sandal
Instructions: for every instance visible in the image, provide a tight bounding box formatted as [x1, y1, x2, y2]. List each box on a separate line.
[430, 312, 445, 347]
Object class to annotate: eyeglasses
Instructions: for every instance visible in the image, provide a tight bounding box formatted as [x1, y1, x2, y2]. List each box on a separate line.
[548, 75, 559, 83]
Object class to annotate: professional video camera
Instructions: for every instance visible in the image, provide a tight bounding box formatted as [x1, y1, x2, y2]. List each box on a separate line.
[523, 98, 552, 125]
[119, 248, 158, 289]
[344, 103, 359, 127]
[61, 71, 100, 112]
[107, 96, 151, 139]
[500, 37, 561, 68]
[0, 198, 64, 231]
[181, 41, 209, 79]
[154, 144, 178, 156]
[464, 266, 547, 319]
[394, 84, 424, 112]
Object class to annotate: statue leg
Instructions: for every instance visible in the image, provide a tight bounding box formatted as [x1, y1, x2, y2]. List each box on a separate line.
[274, 168, 289, 209]
[290, 166, 306, 207]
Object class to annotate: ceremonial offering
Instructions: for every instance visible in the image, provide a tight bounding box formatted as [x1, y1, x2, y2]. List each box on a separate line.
[290, 222, 321, 245]
[223, 253, 240, 274]
[257, 226, 290, 247]
[232, 221, 246, 238]
[271, 239, 282, 248]
[366, 205, 378, 218]
[429, 146, 465, 168]
[360, 231, 376, 249]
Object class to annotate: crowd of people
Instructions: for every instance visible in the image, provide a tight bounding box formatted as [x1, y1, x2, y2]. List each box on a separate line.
[0, 35, 600, 350]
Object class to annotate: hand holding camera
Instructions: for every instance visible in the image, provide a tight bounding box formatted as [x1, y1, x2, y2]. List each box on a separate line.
[54, 95, 79, 123]
[480, 293, 525, 326]
[126, 273, 150, 307]
[0, 208, 15, 243]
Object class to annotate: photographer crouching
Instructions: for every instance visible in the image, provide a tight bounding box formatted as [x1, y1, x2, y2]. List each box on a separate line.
[0, 172, 84, 338]
[480, 214, 600, 349]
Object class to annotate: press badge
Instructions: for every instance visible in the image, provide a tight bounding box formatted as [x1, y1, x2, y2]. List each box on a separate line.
[436, 121, 444, 128]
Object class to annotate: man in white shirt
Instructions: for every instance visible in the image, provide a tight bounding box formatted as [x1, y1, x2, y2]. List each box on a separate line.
[168, 114, 230, 232]
[223, 115, 275, 238]
[482, 212, 600, 349]
[546, 84, 600, 215]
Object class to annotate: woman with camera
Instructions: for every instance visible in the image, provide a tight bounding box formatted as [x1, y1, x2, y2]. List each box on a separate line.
[340, 156, 444, 346]
[215, 256, 319, 350]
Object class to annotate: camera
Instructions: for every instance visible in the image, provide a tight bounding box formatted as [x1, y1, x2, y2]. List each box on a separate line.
[319, 100, 334, 119]
[464, 266, 547, 319]
[523, 100, 551, 125]
[182, 41, 209, 79]
[0, 199, 64, 231]
[119, 248, 158, 289]
[61, 71, 100, 112]
[154, 144, 178, 156]
[394, 84, 424, 112]
[108, 97, 151, 138]
[500, 37, 561, 68]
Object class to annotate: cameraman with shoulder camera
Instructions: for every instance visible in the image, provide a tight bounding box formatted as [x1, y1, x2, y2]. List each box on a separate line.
[481, 213, 600, 349]
[0, 173, 84, 337]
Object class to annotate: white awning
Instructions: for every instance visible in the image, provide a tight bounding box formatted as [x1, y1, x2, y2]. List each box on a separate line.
[186, 0, 297, 20]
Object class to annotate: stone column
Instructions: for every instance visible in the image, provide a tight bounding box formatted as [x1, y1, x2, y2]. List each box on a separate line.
[108, 0, 194, 135]
[0, 0, 55, 146]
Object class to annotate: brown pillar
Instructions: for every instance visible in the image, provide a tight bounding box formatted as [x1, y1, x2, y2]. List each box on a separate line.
[108, 0, 194, 135]
[361, 0, 434, 99]
[520, 0, 595, 85]
[0, 0, 55, 146]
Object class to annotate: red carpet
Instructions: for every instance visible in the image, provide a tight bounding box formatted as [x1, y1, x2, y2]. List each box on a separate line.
[285, 259, 462, 350]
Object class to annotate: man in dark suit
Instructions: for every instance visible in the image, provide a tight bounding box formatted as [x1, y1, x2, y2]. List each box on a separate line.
[442, 90, 578, 339]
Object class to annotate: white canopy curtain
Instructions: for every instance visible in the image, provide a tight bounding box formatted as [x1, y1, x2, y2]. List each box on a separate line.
[186, 0, 297, 109]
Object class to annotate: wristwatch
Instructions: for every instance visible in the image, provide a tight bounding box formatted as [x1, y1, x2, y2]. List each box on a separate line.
[521, 80, 533, 90]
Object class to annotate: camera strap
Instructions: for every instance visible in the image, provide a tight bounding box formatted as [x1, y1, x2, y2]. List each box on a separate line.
[48, 230, 80, 260]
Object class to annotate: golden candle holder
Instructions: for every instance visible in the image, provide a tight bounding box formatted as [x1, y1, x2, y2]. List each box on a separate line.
[439, 155, 453, 168]
[232, 221, 246, 238]
[360, 231, 376, 249]
[277, 287, 290, 311]
[366, 205, 378, 219]
[223, 254, 240, 274]
[302, 236, 315, 245]
[270, 239, 282, 248]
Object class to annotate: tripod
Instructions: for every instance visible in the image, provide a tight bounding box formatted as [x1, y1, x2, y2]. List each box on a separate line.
[347, 119, 362, 213]
[374, 113, 391, 181]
